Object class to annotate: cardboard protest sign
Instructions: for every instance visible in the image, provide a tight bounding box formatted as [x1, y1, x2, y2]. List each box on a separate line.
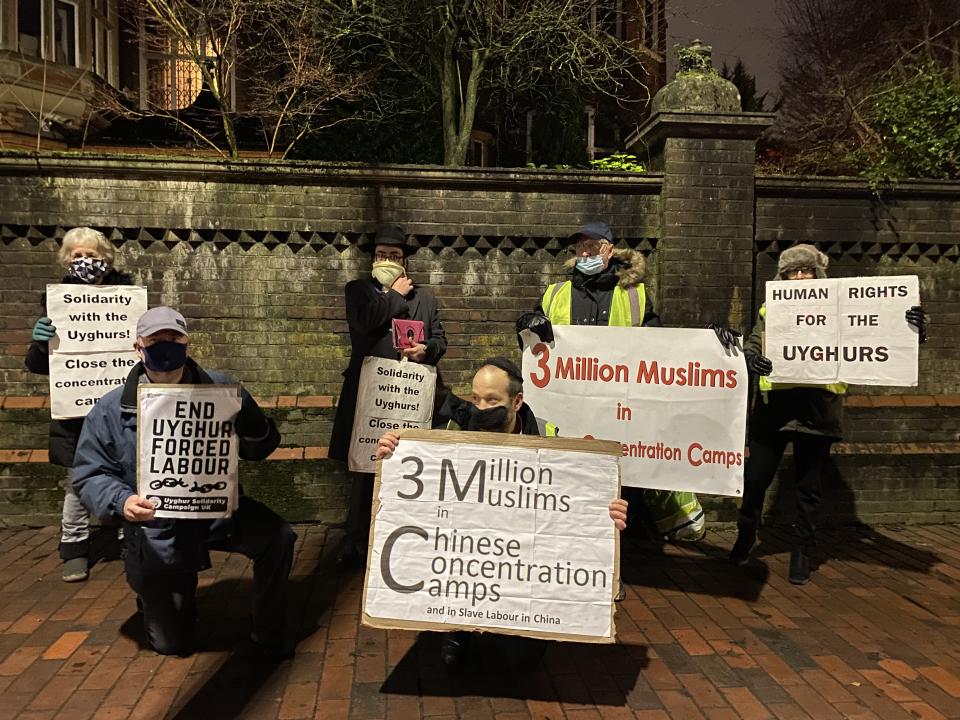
[46, 284, 147, 353]
[765, 275, 920, 386]
[49, 351, 139, 419]
[137, 384, 242, 519]
[348, 357, 437, 473]
[521, 326, 747, 496]
[362, 430, 621, 643]
[46, 284, 147, 419]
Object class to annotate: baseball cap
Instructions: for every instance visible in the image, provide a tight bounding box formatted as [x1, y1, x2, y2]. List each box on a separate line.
[570, 221, 613, 243]
[136, 307, 189, 338]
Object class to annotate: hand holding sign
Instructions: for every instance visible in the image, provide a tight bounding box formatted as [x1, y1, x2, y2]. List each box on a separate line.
[123, 495, 158, 522]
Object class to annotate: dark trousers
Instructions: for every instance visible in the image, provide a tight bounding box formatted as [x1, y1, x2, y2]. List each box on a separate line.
[126, 497, 297, 656]
[342, 471, 374, 554]
[738, 432, 833, 546]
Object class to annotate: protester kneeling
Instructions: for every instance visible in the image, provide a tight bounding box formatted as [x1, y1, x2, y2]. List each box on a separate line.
[374, 357, 627, 667]
[72, 307, 296, 659]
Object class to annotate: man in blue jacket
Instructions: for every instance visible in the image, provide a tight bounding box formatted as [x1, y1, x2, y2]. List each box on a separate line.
[73, 306, 296, 658]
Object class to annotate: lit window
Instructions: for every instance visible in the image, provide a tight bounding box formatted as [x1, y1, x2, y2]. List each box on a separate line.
[143, 35, 226, 111]
[54, 0, 79, 67]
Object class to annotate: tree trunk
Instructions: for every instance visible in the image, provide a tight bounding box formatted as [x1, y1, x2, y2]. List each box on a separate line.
[440, 44, 484, 166]
[440, 34, 463, 165]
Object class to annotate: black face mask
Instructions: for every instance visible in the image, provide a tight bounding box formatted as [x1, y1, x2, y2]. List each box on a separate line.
[466, 405, 510, 432]
[142, 341, 188, 373]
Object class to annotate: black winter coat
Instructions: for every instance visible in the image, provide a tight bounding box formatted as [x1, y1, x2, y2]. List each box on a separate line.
[328, 278, 446, 461]
[24, 270, 133, 467]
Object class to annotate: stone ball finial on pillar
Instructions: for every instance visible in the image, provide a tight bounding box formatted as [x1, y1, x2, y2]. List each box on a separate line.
[652, 40, 741, 114]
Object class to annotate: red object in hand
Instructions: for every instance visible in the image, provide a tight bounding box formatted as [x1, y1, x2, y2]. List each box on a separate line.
[392, 319, 424, 350]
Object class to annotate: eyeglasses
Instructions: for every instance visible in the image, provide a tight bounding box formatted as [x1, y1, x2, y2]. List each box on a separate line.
[374, 252, 404, 262]
[572, 238, 604, 256]
[783, 267, 816, 279]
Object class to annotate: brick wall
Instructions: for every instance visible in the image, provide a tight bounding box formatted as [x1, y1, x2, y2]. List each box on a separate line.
[0, 153, 958, 529]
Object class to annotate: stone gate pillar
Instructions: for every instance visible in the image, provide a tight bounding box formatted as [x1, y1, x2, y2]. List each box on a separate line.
[627, 41, 773, 333]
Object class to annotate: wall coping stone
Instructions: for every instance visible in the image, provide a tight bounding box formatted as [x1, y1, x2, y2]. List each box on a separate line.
[0, 151, 664, 194]
[756, 175, 960, 198]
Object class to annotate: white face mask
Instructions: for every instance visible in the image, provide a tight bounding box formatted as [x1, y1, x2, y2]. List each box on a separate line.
[372, 260, 405, 288]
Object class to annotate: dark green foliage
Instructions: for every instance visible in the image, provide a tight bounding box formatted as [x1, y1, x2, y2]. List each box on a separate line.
[855, 65, 960, 181]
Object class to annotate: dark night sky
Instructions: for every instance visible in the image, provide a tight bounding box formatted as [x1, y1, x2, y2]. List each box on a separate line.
[666, 0, 786, 98]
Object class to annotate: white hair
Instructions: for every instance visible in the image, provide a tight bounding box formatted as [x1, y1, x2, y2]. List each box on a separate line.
[58, 227, 115, 266]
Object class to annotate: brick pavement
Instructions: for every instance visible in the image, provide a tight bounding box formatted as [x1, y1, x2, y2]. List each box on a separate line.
[1, 523, 960, 720]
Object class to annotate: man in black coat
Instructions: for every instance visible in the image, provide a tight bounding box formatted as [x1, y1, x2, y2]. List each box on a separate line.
[329, 225, 447, 564]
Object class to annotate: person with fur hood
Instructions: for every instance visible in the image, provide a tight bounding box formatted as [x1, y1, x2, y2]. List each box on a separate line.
[516, 222, 708, 563]
[522, 221, 660, 329]
[730, 244, 928, 584]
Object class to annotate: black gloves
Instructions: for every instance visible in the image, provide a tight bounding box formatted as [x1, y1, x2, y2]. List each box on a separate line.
[746, 353, 773, 376]
[905, 305, 927, 344]
[515, 313, 554, 350]
[234, 400, 270, 438]
[708, 323, 742, 351]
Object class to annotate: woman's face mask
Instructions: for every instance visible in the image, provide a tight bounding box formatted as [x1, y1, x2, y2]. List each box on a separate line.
[68, 256, 111, 284]
[142, 341, 188, 373]
[372, 260, 405, 288]
[575, 255, 606, 276]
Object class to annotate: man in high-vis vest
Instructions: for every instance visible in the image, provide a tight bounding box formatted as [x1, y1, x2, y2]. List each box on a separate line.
[731, 244, 928, 584]
[516, 221, 710, 545]
[376, 357, 628, 668]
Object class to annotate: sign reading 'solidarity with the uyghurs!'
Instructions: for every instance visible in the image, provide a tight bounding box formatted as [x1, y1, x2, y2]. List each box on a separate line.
[45, 284, 147, 419]
[348, 356, 437, 473]
[765, 275, 920, 386]
[362, 430, 621, 643]
[137, 384, 242, 519]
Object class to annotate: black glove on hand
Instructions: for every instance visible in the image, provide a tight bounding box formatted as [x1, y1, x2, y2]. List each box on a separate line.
[708, 323, 742, 351]
[905, 305, 928, 344]
[746, 353, 773, 376]
[234, 401, 270, 438]
[515, 313, 554, 350]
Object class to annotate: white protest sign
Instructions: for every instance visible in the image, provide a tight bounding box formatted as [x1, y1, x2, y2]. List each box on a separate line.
[137, 384, 242, 519]
[46, 284, 147, 353]
[46, 284, 148, 419]
[348, 357, 437, 473]
[49, 351, 139, 419]
[765, 275, 919, 386]
[521, 326, 748, 496]
[362, 430, 621, 643]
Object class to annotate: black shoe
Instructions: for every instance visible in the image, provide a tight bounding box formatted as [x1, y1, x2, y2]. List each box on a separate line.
[789, 547, 811, 585]
[615, 581, 626, 602]
[729, 525, 756, 566]
[440, 635, 467, 667]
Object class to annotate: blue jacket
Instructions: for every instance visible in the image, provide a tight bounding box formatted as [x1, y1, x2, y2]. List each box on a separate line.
[73, 359, 280, 573]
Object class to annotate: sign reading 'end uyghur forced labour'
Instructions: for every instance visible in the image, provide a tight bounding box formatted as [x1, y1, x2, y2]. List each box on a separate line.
[765, 275, 920, 386]
[137, 385, 242, 519]
[520, 326, 748, 497]
[45, 284, 147, 419]
[362, 430, 621, 643]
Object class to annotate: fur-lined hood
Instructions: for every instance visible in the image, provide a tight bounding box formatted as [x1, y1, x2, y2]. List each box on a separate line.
[563, 248, 646, 289]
